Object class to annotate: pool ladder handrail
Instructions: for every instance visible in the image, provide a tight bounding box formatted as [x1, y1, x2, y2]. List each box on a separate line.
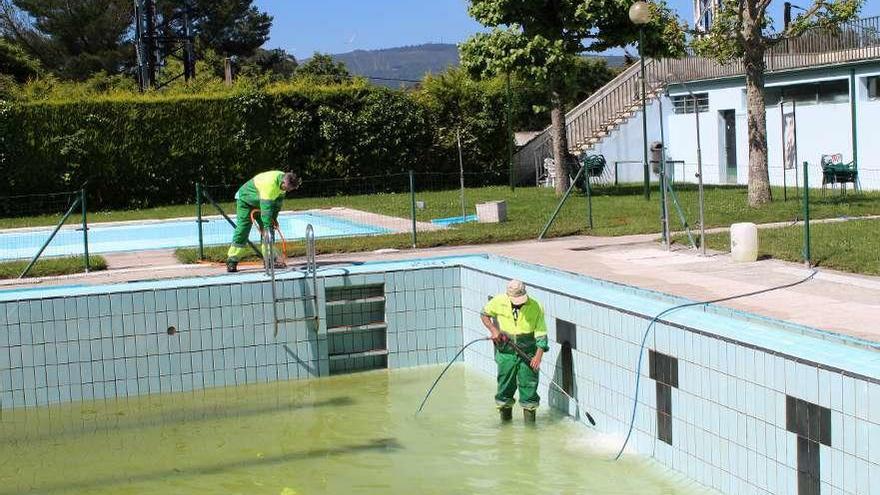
[269, 224, 319, 338]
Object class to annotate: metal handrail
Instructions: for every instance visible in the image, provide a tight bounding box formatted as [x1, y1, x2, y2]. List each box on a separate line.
[305, 224, 317, 310]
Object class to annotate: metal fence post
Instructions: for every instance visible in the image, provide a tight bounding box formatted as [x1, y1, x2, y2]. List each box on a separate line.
[802, 161, 811, 266]
[196, 183, 205, 260]
[586, 173, 594, 230]
[409, 170, 417, 248]
[19, 195, 81, 279]
[81, 188, 90, 272]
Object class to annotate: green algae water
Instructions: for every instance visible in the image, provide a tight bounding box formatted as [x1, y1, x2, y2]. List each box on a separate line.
[0, 366, 702, 494]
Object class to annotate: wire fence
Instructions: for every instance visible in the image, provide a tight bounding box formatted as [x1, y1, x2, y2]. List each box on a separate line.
[0, 189, 92, 277]
[0, 162, 875, 277]
[195, 170, 511, 261]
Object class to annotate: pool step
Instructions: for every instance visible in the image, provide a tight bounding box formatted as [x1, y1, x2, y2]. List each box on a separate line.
[325, 296, 385, 307]
[327, 322, 387, 335]
[328, 349, 389, 361]
[325, 283, 388, 375]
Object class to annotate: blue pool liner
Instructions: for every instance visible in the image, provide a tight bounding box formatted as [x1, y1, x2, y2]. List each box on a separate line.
[431, 214, 478, 226]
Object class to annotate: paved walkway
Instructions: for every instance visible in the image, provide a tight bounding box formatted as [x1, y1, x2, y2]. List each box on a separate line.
[3, 235, 878, 344]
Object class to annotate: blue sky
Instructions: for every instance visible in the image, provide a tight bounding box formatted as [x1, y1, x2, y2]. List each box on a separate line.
[255, 0, 880, 57]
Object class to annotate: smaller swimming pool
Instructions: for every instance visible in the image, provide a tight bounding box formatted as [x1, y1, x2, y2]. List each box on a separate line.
[0, 211, 389, 261]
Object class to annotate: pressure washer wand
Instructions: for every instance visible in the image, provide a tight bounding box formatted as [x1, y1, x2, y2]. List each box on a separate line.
[499, 334, 597, 427]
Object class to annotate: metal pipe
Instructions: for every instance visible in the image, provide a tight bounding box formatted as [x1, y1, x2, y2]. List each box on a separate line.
[507, 72, 515, 191]
[458, 129, 466, 219]
[81, 188, 90, 272]
[196, 183, 204, 260]
[694, 93, 706, 256]
[267, 229, 280, 337]
[639, 28, 650, 200]
[19, 195, 81, 279]
[802, 161, 811, 266]
[850, 68, 858, 183]
[538, 164, 586, 240]
[658, 96, 670, 249]
[409, 170, 417, 248]
[586, 167, 593, 230]
[306, 223, 317, 315]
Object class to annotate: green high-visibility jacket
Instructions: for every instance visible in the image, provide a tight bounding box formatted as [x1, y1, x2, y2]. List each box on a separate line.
[236, 171, 286, 227]
[483, 294, 549, 351]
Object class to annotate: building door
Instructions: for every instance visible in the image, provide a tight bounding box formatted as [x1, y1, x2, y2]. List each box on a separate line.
[720, 110, 737, 183]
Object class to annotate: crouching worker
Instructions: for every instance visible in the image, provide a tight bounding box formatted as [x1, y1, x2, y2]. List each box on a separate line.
[481, 279, 549, 423]
[226, 170, 301, 273]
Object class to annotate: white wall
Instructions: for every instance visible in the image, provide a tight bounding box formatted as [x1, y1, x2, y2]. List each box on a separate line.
[592, 63, 880, 191]
[590, 97, 665, 184]
[855, 66, 880, 189]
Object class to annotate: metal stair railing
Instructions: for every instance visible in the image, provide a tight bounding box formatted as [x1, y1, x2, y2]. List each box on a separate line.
[266, 223, 320, 338]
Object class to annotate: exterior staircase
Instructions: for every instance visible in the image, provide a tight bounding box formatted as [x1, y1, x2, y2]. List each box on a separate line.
[515, 59, 666, 185]
[514, 15, 880, 185]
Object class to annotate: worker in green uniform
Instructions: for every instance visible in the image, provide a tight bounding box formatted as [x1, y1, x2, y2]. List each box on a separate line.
[226, 170, 301, 273]
[481, 279, 549, 423]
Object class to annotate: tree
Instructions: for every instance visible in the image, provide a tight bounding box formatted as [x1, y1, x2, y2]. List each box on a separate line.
[296, 53, 351, 83]
[236, 47, 297, 80]
[461, 0, 685, 194]
[156, 0, 272, 58]
[1, 0, 132, 80]
[693, 0, 860, 206]
[0, 37, 41, 82]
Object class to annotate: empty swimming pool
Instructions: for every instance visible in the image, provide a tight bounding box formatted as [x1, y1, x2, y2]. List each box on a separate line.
[3, 254, 879, 494]
[0, 211, 388, 261]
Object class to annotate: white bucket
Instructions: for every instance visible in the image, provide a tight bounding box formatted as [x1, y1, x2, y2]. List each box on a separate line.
[730, 222, 759, 262]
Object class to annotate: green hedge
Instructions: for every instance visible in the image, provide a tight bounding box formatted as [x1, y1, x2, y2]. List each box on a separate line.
[0, 83, 449, 209]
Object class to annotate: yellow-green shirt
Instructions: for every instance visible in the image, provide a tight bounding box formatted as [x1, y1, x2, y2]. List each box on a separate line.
[482, 294, 549, 350]
[235, 171, 286, 226]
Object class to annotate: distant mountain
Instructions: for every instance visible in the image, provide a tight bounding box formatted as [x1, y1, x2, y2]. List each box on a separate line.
[326, 43, 627, 87]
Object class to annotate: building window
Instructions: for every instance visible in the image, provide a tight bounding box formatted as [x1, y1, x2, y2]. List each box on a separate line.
[817, 79, 849, 104]
[763, 79, 849, 107]
[672, 93, 709, 114]
[866, 76, 880, 100]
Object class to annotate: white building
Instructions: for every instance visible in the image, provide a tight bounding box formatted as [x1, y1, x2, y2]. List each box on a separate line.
[694, 0, 721, 32]
[516, 16, 880, 192]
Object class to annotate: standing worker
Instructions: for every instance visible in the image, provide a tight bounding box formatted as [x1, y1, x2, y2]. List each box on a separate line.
[226, 170, 301, 273]
[481, 279, 549, 423]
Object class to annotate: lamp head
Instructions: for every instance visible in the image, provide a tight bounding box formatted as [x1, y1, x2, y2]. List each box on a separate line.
[629, 1, 652, 25]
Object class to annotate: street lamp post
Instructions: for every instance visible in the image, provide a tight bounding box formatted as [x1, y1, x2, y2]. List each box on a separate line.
[629, 1, 652, 201]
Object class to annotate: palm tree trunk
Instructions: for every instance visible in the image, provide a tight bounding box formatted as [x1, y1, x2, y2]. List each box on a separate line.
[549, 88, 570, 195]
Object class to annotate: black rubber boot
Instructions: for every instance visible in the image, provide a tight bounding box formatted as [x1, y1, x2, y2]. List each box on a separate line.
[226, 260, 238, 273]
[523, 408, 536, 423]
[499, 407, 513, 422]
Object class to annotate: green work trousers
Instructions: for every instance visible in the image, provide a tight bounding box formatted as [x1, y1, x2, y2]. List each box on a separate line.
[227, 200, 268, 261]
[494, 338, 540, 410]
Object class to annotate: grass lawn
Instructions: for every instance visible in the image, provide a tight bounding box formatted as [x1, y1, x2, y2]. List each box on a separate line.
[693, 219, 880, 276]
[0, 256, 107, 280]
[2, 183, 878, 268]
[175, 184, 880, 264]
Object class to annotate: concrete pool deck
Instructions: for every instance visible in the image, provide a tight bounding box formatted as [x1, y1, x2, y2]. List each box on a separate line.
[3, 234, 878, 344]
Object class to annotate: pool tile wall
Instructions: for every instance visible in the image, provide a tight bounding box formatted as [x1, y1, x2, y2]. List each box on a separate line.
[0, 266, 462, 410]
[3, 254, 880, 495]
[458, 261, 880, 495]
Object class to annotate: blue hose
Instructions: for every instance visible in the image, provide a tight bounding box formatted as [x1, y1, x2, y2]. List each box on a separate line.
[613, 269, 818, 460]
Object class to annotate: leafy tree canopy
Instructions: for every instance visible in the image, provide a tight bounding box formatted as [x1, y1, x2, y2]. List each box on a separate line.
[296, 53, 351, 83]
[460, 0, 685, 84]
[3, 0, 132, 79]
